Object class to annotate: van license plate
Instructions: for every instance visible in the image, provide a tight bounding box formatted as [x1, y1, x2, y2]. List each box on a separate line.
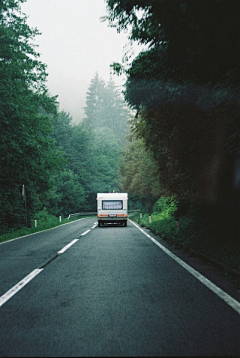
[109, 214, 117, 217]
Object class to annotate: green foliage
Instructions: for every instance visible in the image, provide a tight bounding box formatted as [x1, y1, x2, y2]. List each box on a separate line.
[105, 0, 240, 88]
[132, 198, 240, 270]
[104, 0, 240, 251]
[0, 214, 82, 244]
[58, 169, 86, 215]
[118, 131, 161, 210]
[83, 73, 130, 144]
[83, 73, 106, 129]
[82, 73, 131, 203]
[43, 74, 131, 216]
[110, 62, 125, 76]
[52, 112, 95, 199]
[44, 170, 86, 217]
[34, 207, 59, 229]
[0, 0, 61, 231]
[0, 3, 131, 232]
[150, 217, 176, 237]
[132, 211, 176, 237]
[145, 196, 178, 236]
[90, 127, 121, 193]
[152, 196, 178, 219]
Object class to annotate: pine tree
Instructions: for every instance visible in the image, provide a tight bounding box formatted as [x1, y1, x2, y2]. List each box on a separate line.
[82, 73, 130, 194]
[83, 73, 106, 129]
[0, 0, 60, 230]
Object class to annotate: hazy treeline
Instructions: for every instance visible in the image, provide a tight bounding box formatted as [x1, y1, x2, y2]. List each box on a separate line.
[52, 74, 130, 216]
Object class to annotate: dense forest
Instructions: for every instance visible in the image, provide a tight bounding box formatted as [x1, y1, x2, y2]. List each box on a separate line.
[1, 0, 239, 269]
[104, 0, 240, 266]
[0, 0, 131, 232]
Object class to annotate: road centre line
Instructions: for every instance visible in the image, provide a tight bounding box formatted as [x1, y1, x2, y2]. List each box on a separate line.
[57, 238, 79, 254]
[81, 229, 91, 236]
[91, 222, 98, 229]
[0, 227, 93, 308]
[130, 219, 240, 315]
[58, 228, 92, 254]
[0, 269, 43, 308]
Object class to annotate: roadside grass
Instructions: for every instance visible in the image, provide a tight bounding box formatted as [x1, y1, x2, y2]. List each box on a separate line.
[0, 215, 88, 244]
[131, 212, 240, 273]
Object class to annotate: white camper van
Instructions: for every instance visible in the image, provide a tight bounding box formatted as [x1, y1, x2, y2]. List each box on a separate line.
[97, 192, 128, 227]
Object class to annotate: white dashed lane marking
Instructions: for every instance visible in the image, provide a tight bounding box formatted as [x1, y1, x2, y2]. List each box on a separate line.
[0, 225, 94, 308]
[0, 269, 43, 308]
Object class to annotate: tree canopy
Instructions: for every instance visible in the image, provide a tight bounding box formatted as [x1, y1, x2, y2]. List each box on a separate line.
[105, 0, 239, 88]
[0, 0, 60, 230]
[105, 0, 240, 240]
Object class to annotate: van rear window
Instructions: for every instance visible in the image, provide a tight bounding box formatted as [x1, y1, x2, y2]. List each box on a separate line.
[102, 200, 123, 210]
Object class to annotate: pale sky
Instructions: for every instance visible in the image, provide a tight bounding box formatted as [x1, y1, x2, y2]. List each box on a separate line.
[21, 0, 138, 123]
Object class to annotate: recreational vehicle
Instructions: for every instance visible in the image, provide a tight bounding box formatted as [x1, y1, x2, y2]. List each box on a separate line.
[97, 192, 128, 227]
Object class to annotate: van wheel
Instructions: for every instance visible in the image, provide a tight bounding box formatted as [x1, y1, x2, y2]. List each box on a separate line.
[98, 221, 101, 227]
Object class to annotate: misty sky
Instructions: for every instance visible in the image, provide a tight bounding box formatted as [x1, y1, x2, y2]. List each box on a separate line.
[21, 0, 138, 124]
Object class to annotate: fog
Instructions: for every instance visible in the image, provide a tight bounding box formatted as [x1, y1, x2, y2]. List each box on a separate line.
[21, 0, 138, 123]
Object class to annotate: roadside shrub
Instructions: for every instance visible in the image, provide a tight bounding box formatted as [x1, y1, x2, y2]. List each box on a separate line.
[131, 197, 240, 271]
[150, 216, 176, 236]
[34, 207, 59, 229]
[132, 196, 178, 235]
[152, 196, 178, 219]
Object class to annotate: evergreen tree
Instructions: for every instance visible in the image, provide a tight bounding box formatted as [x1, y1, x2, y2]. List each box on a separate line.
[82, 74, 130, 197]
[0, 0, 60, 230]
[83, 73, 106, 129]
[104, 78, 129, 144]
[83, 73, 130, 144]
[50, 111, 95, 213]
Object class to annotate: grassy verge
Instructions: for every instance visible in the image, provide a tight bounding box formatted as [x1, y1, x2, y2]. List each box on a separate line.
[0, 215, 86, 244]
[131, 212, 240, 273]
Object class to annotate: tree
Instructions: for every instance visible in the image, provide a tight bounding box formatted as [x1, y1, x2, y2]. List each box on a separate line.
[104, 78, 130, 144]
[83, 73, 106, 129]
[50, 111, 96, 213]
[118, 130, 162, 211]
[0, 0, 60, 230]
[83, 73, 130, 144]
[104, 0, 240, 240]
[82, 74, 131, 200]
[90, 126, 122, 193]
[45, 170, 86, 217]
[105, 0, 239, 87]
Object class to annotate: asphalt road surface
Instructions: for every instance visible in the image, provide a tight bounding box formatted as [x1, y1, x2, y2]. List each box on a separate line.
[0, 217, 239, 356]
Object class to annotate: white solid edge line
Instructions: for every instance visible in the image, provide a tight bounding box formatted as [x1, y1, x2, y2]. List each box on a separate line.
[130, 219, 240, 315]
[58, 238, 79, 254]
[81, 229, 91, 236]
[0, 268, 43, 308]
[0, 217, 87, 245]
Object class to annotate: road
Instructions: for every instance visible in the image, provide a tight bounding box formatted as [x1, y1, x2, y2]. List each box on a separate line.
[0, 217, 239, 356]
